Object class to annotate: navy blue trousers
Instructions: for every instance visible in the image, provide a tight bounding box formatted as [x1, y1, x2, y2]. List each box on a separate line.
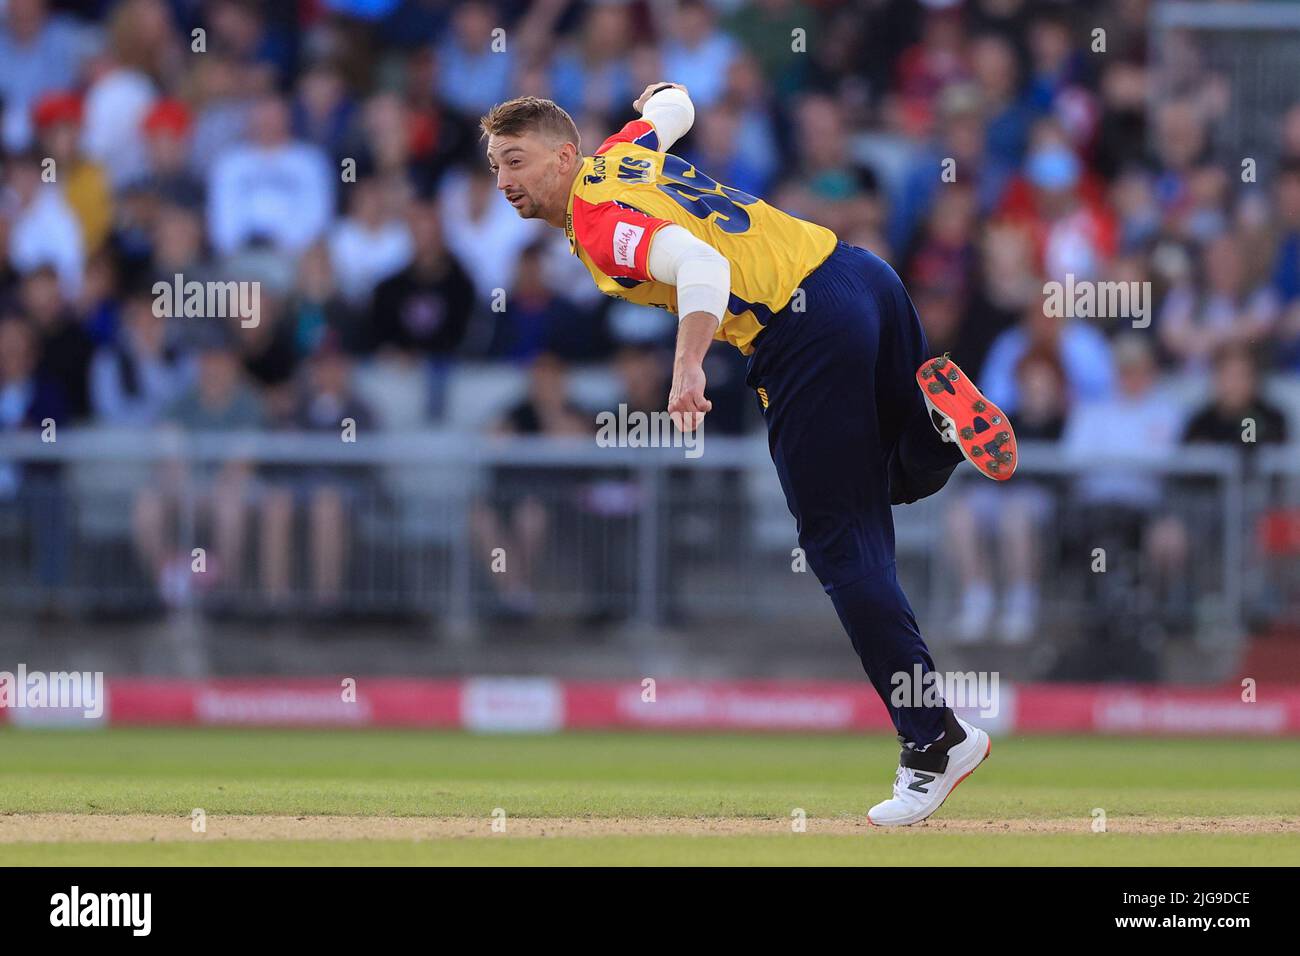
[747, 242, 964, 745]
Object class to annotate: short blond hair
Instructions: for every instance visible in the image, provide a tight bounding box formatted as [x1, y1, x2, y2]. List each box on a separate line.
[479, 96, 581, 151]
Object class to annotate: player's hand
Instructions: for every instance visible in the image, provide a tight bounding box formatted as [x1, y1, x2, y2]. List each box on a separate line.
[667, 361, 710, 433]
[634, 82, 688, 114]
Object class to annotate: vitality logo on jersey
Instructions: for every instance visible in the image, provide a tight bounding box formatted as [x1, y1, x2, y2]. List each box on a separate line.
[612, 221, 645, 269]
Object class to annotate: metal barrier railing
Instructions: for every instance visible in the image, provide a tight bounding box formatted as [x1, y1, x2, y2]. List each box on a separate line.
[0, 430, 1276, 646]
[1152, 1, 1300, 164]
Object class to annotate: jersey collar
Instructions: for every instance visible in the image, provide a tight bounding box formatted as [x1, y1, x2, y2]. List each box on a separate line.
[563, 158, 590, 256]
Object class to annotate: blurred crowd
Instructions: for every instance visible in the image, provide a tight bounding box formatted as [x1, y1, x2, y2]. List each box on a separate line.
[1, 0, 1299, 640]
[2, 0, 1299, 427]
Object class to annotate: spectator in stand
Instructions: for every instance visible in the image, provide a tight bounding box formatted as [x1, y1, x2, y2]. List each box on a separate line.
[1001, 124, 1116, 283]
[1183, 343, 1289, 458]
[131, 100, 205, 210]
[149, 200, 212, 289]
[722, 0, 812, 101]
[892, 83, 1007, 253]
[1061, 335, 1188, 612]
[188, 52, 260, 177]
[1025, 8, 1087, 112]
[132, 322, 265, 605]
[204, 0, 285, 91]
[0, 314, 70, 591]
[1060, 335, 1190, 671]
[1109, 166, 1161, 253]
[298, 341, 377, 604]
[31, 92, 112, 257]
[106, 0, 182, 87]
[233, 290, 299, 407]
[0, 313, 66, 446]
[383, 59, 478, 195]
[487, 239, 580, 361]
[576, 344, 671, 627]
[3, 149, 85, 299]
[894, 3, 970, 138]
[369, 199, 475, 356]
[79, 0, 182, 189]
[981, 297, 1115, 416]
[958, 220, 1039, 379]
[660, 0, 738, 108]
[207, 94, 334, 257]
[471, 352, 590, 619]
[435, 1, 515, 119]
[286, 242, 365, 357]
[328, 172, 414, 308]
[0, 0, 90, 152]
[1177, 344, 1290, 626]
[1159, 232, 1278, 374]
[90, 286, 194, 427]
[346, 90, 453, 203]
[1151, 99, 1212, 235]
[1093, 57, 1149, 181]
[1270, 159, 1300, 371]
[904, 183, 979, 359]
[779, 93, 882, 243]
[546, 2, 635, 120]
[718, 53, 780, 192]
[20, 266, 94, 422]
[78, 248, 125, 347]
[260, 338, 377, 608]
[161, 320, 264, 424]
[946, 347, 1070, 644]
[1179, 161, 1231, 247]
[292, 59, 357, 160]
[437, 164, 543, 308]
[969, 31, 1037, 174]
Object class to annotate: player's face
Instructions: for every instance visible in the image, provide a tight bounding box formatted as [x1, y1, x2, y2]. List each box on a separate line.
[486, 133, 567, 222]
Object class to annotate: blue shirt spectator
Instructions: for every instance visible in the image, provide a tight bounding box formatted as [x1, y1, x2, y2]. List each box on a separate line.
[982, 315, 1116, 416]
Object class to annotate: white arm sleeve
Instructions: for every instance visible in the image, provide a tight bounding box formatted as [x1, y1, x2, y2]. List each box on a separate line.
[647, 224, 729, 326]
[640, 88, 695, 152]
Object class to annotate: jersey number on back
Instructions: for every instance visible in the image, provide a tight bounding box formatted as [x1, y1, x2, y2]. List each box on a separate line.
[656, 155, 757, 234]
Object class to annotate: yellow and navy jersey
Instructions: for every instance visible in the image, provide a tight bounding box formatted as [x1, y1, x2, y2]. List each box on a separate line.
[563, 118, 838, 354]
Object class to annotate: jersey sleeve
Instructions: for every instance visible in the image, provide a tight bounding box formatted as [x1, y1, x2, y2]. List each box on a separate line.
[572, 196, 673, 281]
[596, 119, 660, 155]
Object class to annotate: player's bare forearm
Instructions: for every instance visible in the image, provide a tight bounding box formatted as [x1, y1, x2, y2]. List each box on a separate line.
[675, 310, 716, 367]
[667, 311, 717, 432]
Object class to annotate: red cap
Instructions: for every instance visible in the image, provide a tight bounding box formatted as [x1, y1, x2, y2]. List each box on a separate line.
[143, 99, 192, 137]
[32, 91, 83, 129]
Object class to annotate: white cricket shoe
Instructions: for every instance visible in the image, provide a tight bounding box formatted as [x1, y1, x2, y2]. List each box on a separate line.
[867, 709, 991, 827]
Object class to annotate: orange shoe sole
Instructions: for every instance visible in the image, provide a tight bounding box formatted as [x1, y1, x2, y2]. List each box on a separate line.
[916, 356, 1017, 481]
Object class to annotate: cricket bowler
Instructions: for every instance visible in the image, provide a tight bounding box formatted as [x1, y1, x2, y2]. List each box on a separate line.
[480, 83, 1019, 826]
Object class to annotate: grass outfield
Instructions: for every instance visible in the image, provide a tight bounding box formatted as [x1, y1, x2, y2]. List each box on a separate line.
[1, 728, 1297, 865]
